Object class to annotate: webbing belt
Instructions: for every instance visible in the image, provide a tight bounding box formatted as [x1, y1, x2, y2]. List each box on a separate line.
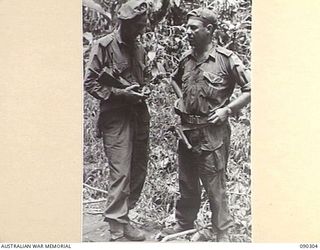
[180, 113, 208, 125]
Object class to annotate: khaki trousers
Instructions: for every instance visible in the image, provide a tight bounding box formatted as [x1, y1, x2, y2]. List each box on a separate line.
[99, 103, 149, 224]
[175, 136, 233, 232]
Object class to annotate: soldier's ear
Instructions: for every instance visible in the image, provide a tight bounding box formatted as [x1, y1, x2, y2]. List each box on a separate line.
[134, 2, 148, 12]
[206, 24, 214, 34]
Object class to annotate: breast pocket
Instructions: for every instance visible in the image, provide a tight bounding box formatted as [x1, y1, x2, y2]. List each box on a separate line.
[203, 71, 224, 86]
[203, 71, 226, 98]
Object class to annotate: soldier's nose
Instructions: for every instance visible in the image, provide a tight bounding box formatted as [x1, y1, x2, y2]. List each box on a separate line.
[186, 27, 192, 35]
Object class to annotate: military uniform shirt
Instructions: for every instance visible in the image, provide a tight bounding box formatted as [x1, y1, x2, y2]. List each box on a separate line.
[84, 30, 146, 112]
[172, 46, 251, 152]
[173, 46, 250, 116]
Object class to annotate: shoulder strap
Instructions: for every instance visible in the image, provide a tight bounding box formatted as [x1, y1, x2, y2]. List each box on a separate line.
[216, 46, 233, 57]
[97, 33, 114, 48]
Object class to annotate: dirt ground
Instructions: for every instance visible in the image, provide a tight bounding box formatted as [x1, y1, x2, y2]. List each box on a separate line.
[82, 213, 249, 242]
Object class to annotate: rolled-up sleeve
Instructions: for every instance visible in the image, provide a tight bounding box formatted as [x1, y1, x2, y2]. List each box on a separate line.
[84, 42, 112, 100]
[230, 54, 251, 93]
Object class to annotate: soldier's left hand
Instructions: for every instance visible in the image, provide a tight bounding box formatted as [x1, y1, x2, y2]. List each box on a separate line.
[141, 86, 151, 98]
[208, 107, 230, 124]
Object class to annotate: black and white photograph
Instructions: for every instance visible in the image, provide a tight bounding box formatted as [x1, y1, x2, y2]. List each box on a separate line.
[3, 0, 320, 246]
[82, 0, 251, 242]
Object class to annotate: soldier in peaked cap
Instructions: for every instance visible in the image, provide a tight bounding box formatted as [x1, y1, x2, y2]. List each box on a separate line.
[162, 7, 251, 242]
[84, 0, 150, 241]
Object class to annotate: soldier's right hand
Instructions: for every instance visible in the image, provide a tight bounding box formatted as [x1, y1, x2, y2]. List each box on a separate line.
[121, 84, 146, 103]
[124, 84, 140, 92]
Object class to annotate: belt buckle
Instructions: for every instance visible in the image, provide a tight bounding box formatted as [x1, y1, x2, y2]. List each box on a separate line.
[189, 115, 194, 123]
[191, 115, 199, 124]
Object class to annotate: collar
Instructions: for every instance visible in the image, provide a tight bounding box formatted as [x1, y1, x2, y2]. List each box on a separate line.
[208, 46, 216, 59]
[189, 44, 216, 64]
[114, 29, 127, 46]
